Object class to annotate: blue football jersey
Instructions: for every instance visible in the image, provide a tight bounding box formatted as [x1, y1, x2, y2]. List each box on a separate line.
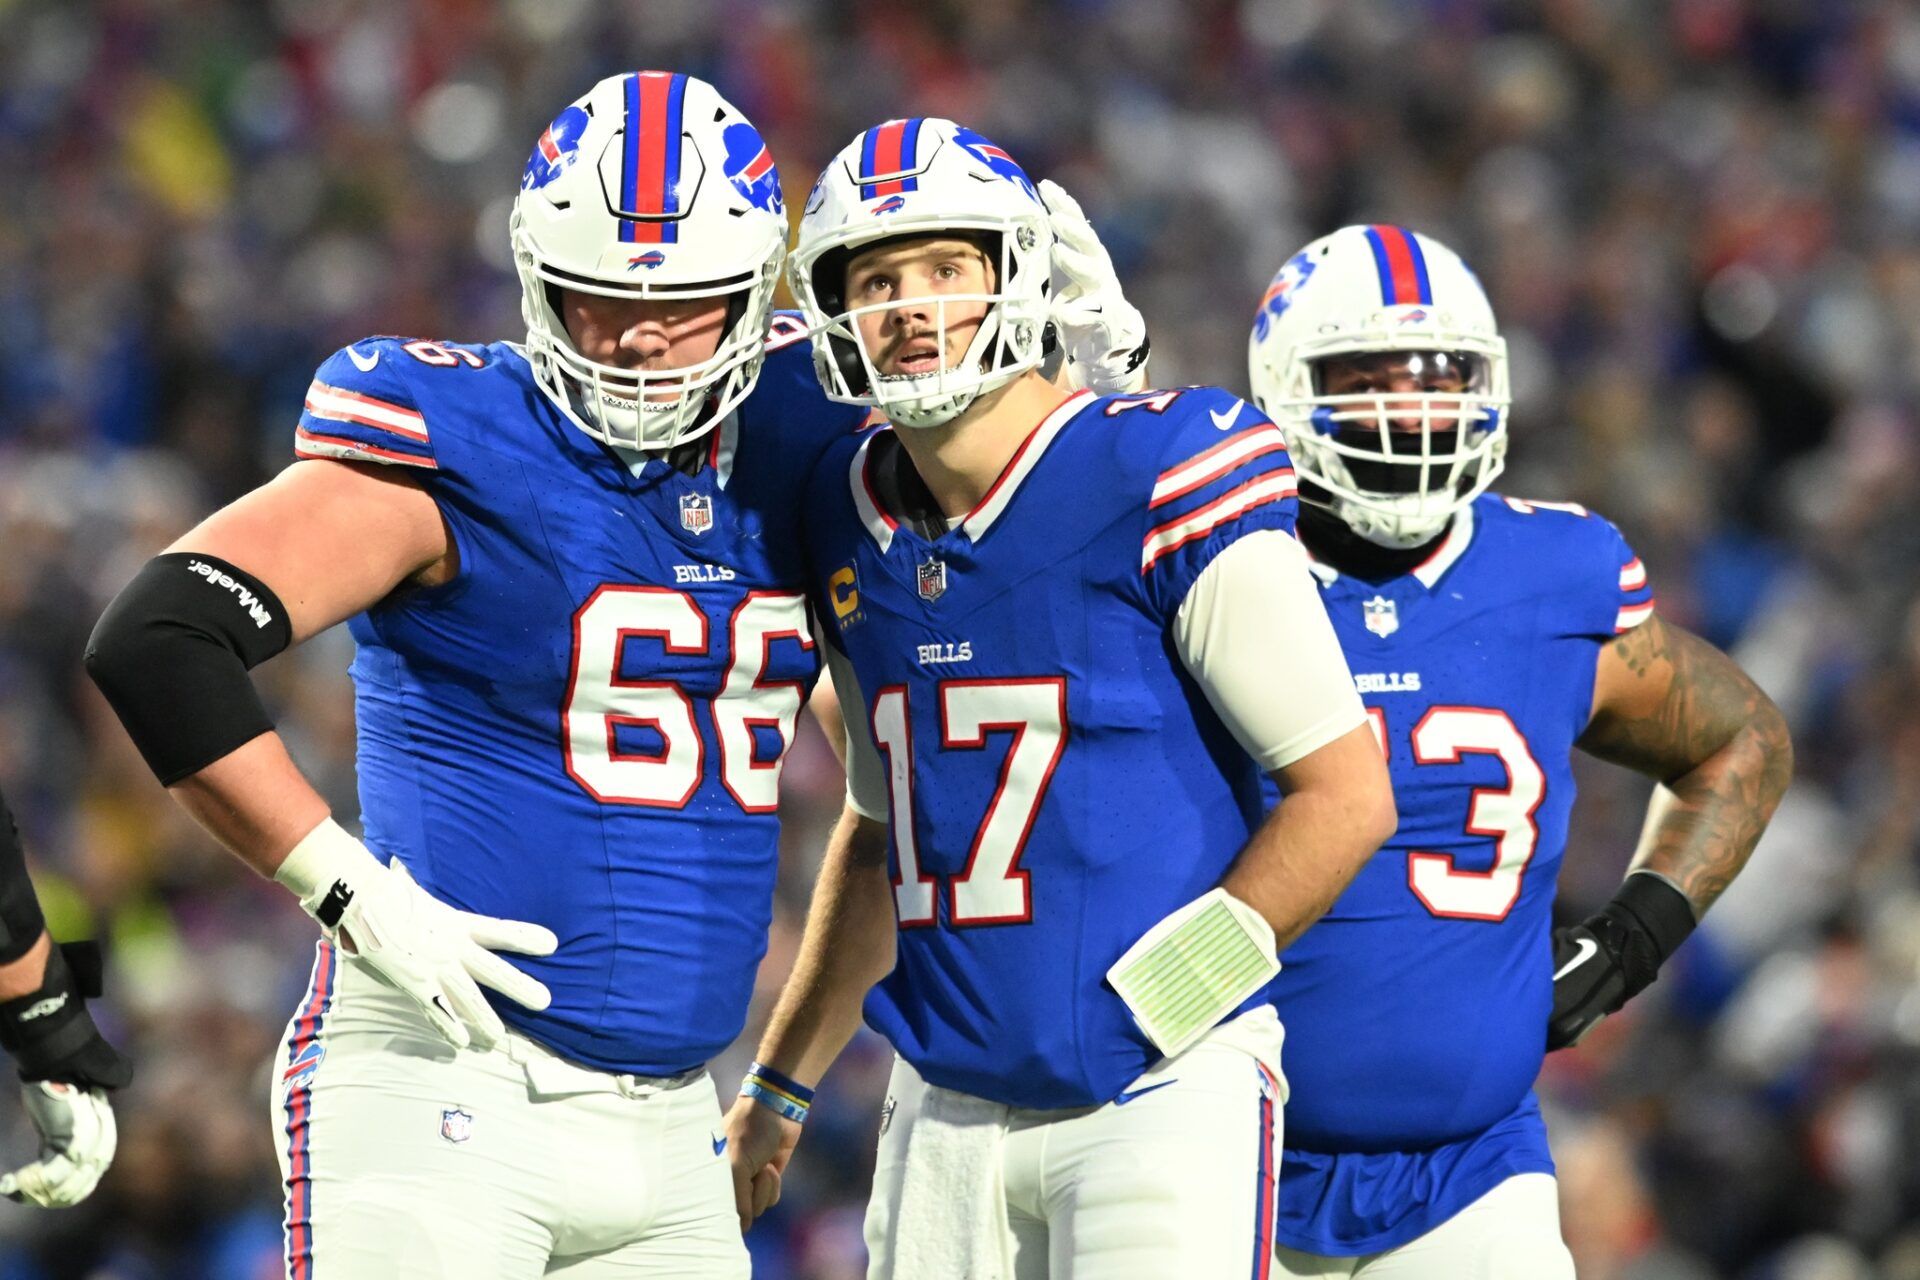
[1266, 492, 1655, 1255]
[807, 387, 1303, 1109]
[292, 320, 864, 1074]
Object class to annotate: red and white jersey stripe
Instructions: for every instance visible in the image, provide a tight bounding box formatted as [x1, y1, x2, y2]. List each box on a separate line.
[304, 379, 431, 444]
[1143, 471, 1298, 573]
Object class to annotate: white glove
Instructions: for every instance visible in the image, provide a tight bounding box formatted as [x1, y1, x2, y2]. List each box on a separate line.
[0, 1081, 116, 1207]
[1040, 178, 1151, 395]
[275, 819, 557, 1051]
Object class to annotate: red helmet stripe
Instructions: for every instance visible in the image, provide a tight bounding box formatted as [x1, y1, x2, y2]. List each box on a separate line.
[868, 119, 911, 197]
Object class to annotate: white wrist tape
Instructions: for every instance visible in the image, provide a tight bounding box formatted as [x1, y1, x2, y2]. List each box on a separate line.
[273, 817, 377, 907]
[1106, 888, 1281, 1060]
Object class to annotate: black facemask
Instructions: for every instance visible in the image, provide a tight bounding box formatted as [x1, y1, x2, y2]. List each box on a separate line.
[1330, 427, 1464, 495]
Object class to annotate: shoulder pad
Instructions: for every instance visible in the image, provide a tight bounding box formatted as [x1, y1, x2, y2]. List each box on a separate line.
[296, 339, 441, 471]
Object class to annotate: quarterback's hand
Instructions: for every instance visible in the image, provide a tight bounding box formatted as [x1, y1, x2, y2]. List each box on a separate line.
[1039, 179, 1150, 394]
[0, 1081, 115, 1207]
[724, 1094, 800, 1233]
[275, 819, 557, 1052]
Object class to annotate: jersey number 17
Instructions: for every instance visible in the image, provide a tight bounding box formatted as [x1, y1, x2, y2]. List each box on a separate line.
[871, 678, 1069, 929]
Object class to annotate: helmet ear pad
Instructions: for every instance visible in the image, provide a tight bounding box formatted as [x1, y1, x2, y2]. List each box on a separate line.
[811, 243, 870, 396]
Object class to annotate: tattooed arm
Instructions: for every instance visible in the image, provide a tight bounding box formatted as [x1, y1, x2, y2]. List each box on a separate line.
[1545, 613, 1793, 1049]
[1579, 613, 1794, 913]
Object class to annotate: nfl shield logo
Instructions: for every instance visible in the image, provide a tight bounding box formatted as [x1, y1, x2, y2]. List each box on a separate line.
[679, 492, 713, 535]
[917, 558, 947, 602]
[440, 1108, 473, 1145]
[1363, 595, 1399, 638]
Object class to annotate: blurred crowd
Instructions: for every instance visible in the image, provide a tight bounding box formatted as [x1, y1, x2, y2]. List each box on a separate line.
[1, 0, 1917, 1275]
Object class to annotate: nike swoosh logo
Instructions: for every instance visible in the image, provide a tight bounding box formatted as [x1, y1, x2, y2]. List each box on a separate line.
[1209, 400, 1243, 431]
[1553, 937, 1599, 982]
[711, 1133, 728, 1156]
[347, 345, 380, 372]
[1113, 1079, 1177, 1106]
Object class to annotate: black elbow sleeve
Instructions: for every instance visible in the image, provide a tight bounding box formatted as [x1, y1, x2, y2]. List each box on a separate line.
[0, 787, 48, 965]
[85, 553, 294, 785]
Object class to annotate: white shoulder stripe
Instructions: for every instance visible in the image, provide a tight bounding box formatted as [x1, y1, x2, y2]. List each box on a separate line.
[1150, 426, 1290, 509]
[1615, 600, 1655, 632]
[1141, 474, 1297, 572]
[306, 380, 429, 442]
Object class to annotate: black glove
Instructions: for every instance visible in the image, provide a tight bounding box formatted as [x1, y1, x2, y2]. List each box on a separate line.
[1546, 872, 1696, 1051]
[0, 941, 133, 1090]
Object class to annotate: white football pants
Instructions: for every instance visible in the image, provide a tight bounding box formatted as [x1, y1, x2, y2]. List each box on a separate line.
[865, 1007, 1287, 1280]
[1271, 1173, 1576, 1280]
[270, 942, 746, 1279]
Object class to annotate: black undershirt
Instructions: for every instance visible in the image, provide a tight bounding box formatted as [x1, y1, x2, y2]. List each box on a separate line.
[1296, 503, 1448, 585]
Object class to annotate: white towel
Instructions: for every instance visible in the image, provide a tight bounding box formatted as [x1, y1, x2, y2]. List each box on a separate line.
[883, 1082, 1014, 1280]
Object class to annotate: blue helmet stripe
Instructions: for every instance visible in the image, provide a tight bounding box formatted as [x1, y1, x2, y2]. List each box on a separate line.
[621, 74, 643, 238]
[898, 117, 924, 194]
[1403, 227, 1432, 304]
[859, 125, 882, 199]
[660, 73, 687, 243]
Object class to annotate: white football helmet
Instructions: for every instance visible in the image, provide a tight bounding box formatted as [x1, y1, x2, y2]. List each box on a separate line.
[1247, 225, 1510, 547]
[788, 118, 1052, 430]
[510, 72, 786, 451]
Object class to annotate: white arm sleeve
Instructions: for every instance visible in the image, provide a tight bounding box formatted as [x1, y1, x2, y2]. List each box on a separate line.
[1172, 530, 1368, 772]
[822, 638, 888, 820]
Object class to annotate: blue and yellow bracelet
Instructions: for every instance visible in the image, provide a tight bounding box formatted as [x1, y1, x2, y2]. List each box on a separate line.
[740, 1061, 815, 1124]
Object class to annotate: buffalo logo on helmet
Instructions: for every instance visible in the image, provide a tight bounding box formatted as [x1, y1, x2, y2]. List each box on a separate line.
[1253, 250, 1317, 341]
[721, 122, 784, 215]
[680, 492, 714, 535]
[522, 104, 592, 192]
[871, 194, 908, 215]
[627, 250, 668, 270]
[951, 125, 1037, 200]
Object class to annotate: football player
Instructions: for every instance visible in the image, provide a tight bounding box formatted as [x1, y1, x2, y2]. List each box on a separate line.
[724, 120, 1397, 1279]
[0, 784, 130, 1208]
[1244, 226, 1793, 1278]
[84, 73, 870, 1279]
[84, 76, 1144, 1278]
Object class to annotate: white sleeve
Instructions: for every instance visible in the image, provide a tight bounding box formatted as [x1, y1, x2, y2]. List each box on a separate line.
[1172, 529, 1367, 772]
[822, 637, 888, 820]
